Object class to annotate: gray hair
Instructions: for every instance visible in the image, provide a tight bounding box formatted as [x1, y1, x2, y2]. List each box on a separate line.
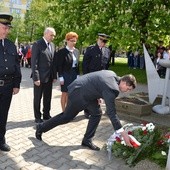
[44, 27, 56, 35]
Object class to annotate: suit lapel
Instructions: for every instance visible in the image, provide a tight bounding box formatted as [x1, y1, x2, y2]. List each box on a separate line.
[73, 49, 79, 61]
[49, 42, 55, 59]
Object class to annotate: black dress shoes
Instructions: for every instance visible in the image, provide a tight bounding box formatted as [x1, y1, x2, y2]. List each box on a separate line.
[43, 115, 51, 121]
[35, 123, 43, 141]
[35, 119, 43, 123]
[0, 143, 11, 152]
[81, 141, 100, 151]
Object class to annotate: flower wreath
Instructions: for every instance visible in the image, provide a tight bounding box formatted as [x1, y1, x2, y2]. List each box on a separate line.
[105, 123, 170, 167]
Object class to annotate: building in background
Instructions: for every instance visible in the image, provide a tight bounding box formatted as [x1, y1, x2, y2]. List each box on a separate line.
[0, 0, 32, 18]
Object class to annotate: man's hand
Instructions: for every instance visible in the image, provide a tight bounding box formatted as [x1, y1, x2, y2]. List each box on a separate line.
[13, 88, 20, 95]
[97, 98, 102, 104]
[120, 131, 133, 147]
[53, 79, 57, 83]
[34, 80, 40, 86]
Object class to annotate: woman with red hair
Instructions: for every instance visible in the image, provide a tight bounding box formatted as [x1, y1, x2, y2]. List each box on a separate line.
[56, 32, 80, 111]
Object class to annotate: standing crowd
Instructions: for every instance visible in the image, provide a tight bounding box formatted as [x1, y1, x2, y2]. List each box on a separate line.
[127, 41, 170, 78]
[0, 14, 137, 152]
[17, 43, 32, 68]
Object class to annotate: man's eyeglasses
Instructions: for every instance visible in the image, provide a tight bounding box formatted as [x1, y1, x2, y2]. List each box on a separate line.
[99, 38, 108, 43]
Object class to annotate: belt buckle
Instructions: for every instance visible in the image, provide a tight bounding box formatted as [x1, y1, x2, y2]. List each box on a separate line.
[0, 80, 4, 86]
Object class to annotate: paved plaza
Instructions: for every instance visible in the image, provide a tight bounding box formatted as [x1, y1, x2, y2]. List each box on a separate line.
[0, 67, 168, 170]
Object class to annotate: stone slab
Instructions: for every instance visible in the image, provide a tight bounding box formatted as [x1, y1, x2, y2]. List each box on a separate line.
[129, 92, 162, 105]
[115, 97, 152, 116]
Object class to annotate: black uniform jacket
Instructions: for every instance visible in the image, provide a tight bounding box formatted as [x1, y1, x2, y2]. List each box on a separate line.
[82, 44, 103, 74]
[0, 38, 21, 88]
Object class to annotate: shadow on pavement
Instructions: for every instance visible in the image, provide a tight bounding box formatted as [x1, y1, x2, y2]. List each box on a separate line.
[6, 120, 35, 131]
[22, 137, 99, 170]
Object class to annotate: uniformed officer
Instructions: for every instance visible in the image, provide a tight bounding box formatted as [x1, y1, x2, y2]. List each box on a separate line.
[82, 33, 111, 118]
[82, 33, 111, 74]
[0, 14, 22, 152]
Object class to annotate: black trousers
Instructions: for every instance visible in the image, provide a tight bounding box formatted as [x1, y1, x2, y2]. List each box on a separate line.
[0, 83, 13, 144]
[41, 89, 102, 142]
[33, 81, 52, 119]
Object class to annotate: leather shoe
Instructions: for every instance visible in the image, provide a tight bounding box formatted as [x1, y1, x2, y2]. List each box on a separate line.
[35, 119, 43, 123]
[81, 141, 100, 151]
[0, 143, 11, 152]
[35, 123, 43, 141]
[43, 115, 51, 120]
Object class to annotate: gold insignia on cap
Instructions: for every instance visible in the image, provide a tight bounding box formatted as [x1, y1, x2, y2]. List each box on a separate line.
[0, 18, 11, 23]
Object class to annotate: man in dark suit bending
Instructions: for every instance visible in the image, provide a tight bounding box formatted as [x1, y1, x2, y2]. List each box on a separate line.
[31, 27, 57, 123]
[35, 70, 136, 150]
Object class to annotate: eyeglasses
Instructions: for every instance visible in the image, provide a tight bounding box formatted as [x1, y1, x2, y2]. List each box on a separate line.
[99, 38, 108, 43]
[69, 39, 77, 43]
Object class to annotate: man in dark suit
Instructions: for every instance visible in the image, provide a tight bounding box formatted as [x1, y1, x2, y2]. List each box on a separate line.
[31, 27, 57, 123]
[0, 14, 22, 151]
[35, 70, 136, 151]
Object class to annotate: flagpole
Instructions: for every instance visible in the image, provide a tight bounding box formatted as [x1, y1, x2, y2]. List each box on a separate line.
[15, 32, 18, 50]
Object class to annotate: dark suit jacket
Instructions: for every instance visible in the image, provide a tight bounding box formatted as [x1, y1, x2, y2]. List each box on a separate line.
[55, 47, 80, 77]
[68, 70, 122, 130]
[31, 38, 57, 83]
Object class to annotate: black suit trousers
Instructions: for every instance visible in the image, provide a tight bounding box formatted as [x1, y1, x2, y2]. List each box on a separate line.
[0, 83, 13, 144]
[41, 88, 102, 142]
[33, 81, 52, 119]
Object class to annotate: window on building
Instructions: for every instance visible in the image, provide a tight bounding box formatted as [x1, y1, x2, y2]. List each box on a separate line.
[10, 8, 21, 14]
[10, 0, 21, 4]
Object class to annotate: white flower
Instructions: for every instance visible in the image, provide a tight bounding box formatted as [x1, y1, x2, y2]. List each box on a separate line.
[161, 151, 167, 156]
[142, 126, 146, 131]
[146, 123, 155, 132]
[168, 138, 170, 143]
[121, 140, 126, 146]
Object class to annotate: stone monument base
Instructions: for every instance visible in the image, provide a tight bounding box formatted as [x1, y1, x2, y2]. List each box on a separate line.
[129, 92, 162, 105]
[115, 97, 152, 116]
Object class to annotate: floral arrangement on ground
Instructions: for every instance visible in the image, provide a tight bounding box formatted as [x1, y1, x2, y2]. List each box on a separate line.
[104, 122, 170, 167]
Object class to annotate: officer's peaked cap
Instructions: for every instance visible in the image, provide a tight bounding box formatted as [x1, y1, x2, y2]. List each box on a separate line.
[0, 14, 13, 27]
[98, 33, 110, 40]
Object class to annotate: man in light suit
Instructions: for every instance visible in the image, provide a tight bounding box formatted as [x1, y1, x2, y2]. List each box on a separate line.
[35, 70, 136, 150]
[31, 27, 57, 123]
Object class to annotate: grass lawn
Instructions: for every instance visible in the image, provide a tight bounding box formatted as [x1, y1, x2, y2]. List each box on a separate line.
[79, 56, 147, 84]
[109, 57, 147, 84]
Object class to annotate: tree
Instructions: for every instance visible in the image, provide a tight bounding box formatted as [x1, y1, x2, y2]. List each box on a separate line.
[9, 0, 170, 50]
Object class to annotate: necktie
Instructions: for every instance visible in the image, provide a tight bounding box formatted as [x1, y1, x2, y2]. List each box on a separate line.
[47, 43, 51, 52]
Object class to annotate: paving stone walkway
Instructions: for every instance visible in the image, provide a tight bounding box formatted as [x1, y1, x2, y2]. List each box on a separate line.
[0, 67, 167, 170]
